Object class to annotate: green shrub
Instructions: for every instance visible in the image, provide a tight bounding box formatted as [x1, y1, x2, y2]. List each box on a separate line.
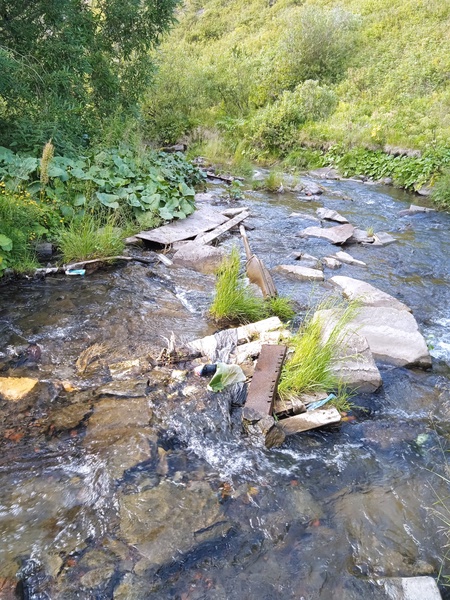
[432, 170, 450, 209]
[0, 183, 46, 273]
[280, 5, 361, 86]
[249, 81, 338, 155]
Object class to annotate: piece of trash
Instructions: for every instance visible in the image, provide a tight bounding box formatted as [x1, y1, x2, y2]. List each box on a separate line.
[194, 364, 218, 377]
[416, 433, 430, 446]
[207, 362, 246, 392]
[307, 393, 336, 411]
[65, 269, 86, 276]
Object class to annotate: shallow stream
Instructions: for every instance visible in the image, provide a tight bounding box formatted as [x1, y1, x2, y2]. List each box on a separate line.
[0, 175, 450, 599]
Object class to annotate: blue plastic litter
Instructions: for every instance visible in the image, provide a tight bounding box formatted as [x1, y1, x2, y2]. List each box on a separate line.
[307, 393, 336, 411]
[65, 269, 86, 276]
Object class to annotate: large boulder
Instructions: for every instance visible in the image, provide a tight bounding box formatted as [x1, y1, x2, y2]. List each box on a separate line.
[314, 310, 382, 392]
[316, 306, 431, 368]
[297, 224, 354, 245]
[173, 242, 226, 274]
[329, 276, 410, 312]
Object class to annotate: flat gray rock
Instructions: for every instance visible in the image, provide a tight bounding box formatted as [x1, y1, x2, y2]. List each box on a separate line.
[376, 577, 442, 599]
[331, 251, 367, 267]
[316, 207, 349, 223]
[321, 257, 342, 269]
[348, 227, 375, 244]
[319, 306, 431, 368]
[291, 251, 321, 269]
[399, 204, 436, 216]
[172, 242, 225, 274]
[373, 231, 396, 246]
[289, 212, 320, 222]
[298, 223, 354, 245]
[136, 206, 228, 245]
[314, 310, 382, 392]
[275, 264, 324, 281]
[308, 167, 340, 180]
[330, 276, 410, 312]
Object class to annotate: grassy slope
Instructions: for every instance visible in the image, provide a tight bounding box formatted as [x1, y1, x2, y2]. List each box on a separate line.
[148, 0, 450, 156]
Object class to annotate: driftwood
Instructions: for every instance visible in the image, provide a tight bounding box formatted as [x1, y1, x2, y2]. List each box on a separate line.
[34, 255, 156, 276]
[205, 171, 244, 183]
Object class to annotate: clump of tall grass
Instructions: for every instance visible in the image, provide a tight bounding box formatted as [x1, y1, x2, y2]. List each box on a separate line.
[210, 248, 266, 324]
[278, 298, 359, 401]
[264, 170, 284, 192]
[210, 248, 296, 324]
[57, 214, 125, 263]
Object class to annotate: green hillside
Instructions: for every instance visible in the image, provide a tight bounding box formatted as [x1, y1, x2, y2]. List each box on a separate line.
[145, 0, 450, 195]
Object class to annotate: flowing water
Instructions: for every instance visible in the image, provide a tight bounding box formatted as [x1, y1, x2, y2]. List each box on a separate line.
[0, 176, 450, 599]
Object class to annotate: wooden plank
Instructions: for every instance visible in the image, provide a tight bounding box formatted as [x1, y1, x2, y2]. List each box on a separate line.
[136, 206, 229, 245]
[245, 344, 287, 416]
[278, 407, 341, 436]
[194, 211, 249, 244]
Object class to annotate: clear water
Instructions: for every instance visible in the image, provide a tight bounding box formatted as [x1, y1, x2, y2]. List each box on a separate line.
[0, 177, 449, 599]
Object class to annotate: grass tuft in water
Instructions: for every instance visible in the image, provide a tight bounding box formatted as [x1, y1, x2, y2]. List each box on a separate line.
[57, 214, 125, 263]
[210, 248, 266, 324]
[278, 298, 359, 402]
[210, 248, 295, 324]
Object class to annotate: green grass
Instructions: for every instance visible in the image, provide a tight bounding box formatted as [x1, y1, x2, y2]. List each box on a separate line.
[57, 214, 125, 263]
[264, 170, 284, 192]
[210, 248, 266, 323]
[210, 248, 296, 324]
[278, 299, 359, 402]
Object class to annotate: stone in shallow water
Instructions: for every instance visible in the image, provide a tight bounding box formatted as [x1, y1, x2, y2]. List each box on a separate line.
[0, 377, 38, 401]
[275, 264, 324, 281]
[329, 276, 410, 312]
[331, 251, 367, 267]
[297, 223, 354, 245]
[172, 242, 226, 275]
[314, 309, 382, 392]
[321, 256, 342, 269]
[119, 480, 222, 566]
[315, 306, 431, 368]
[316, 207, 349, 223]
[377, 577, 442, 599]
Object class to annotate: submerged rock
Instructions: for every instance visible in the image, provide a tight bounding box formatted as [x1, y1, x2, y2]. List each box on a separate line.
[0, 376, 38, 402]
[119, 480, 222, 566]
[376, 577, 442, 599]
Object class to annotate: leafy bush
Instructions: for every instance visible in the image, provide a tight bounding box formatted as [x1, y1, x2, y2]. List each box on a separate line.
[248, 81, 338, 155]
[0, 146, 204, 222]
[0, 183, 46, 273]
[280, 5, 361, 86]
[432, 170, 450, 209]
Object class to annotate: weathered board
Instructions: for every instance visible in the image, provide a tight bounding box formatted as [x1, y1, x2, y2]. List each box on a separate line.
[194, 211, 249, 244]
[278, 407, 341, 435]
[245, 344, 287, 416]
[136, 207, 229, 245]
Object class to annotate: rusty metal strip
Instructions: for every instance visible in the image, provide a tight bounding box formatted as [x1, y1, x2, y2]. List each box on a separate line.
[245, 344, 287, 416]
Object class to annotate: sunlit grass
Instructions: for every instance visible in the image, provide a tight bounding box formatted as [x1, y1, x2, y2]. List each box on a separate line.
[278, 298, 359, 402]
[57, 214, 125, 263]
[210, 248, 296, 324]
